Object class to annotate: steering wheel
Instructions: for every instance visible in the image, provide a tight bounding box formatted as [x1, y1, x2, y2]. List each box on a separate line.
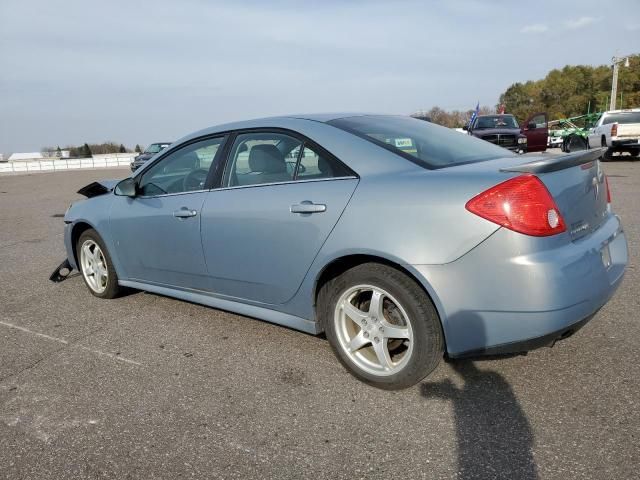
[183, 168, 209, 191]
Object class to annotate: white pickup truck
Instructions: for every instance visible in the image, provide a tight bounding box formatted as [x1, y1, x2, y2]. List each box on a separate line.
[588, 109, 640, 160]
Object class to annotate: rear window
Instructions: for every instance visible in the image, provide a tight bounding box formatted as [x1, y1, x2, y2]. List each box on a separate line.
[602, 112, 640, 125]
[328, 115, 514, 169]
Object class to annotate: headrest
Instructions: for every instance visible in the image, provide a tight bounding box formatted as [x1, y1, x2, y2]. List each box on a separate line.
[248, 144, 285, 173]
[317, 156, 331, 174]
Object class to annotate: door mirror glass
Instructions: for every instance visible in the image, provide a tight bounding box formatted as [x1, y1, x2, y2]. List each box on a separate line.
[462, 124, 469, 131]
[527, 122, 537, 130]
[114, 177, 137, 197]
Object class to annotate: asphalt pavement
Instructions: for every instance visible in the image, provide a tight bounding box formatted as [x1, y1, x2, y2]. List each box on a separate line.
[0, 158, 638, 479]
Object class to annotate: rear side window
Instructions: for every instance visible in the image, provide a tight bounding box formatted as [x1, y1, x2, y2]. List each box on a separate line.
[602, 112, 640, 124]
[225, 132, 302, 187]
[329, 115, 514, 169]
[224, 131, 354, 187]
[296, 145, 352, 180]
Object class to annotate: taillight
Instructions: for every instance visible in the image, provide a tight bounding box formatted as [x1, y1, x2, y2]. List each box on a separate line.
[611, 123, 618, 137]
[466, 175, 566, 237]
[605, 175, 611, 203]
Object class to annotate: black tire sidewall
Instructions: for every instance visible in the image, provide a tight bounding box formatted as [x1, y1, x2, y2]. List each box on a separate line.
[77, 229, 120, 299]
[320, 263, 443, 390]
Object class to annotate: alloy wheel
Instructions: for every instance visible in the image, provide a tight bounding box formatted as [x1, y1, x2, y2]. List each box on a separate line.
[334, 285, 414, 376]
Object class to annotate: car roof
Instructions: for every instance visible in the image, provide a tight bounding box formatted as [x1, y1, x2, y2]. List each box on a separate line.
[176, 113, 382, 144]
[603, 109, 640, 114]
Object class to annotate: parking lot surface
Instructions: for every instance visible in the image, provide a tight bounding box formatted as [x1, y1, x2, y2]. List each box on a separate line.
[1, 160, 638, 479]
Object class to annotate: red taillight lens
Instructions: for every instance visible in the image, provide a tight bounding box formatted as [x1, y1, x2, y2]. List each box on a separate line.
[611, 123, 618, 137]
[605, 175, 611, 203]
[466, 175, 566, 236]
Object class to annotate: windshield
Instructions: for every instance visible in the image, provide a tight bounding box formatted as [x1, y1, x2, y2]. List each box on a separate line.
[144, 143, 170, 154]
[474, 115, 519, 129]
[329, 115, 514, 169]
[602, 112, 640, 125]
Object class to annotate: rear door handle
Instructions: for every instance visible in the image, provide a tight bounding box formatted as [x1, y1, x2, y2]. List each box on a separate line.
[173, 208, 198, 218]
[290, 201, 326, 214]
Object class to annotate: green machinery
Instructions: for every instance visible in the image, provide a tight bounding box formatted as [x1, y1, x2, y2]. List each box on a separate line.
[548, 112, 602, 152]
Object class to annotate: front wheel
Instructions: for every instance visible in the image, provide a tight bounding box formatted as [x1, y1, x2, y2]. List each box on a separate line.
[77, 229, 121, 299]
[319, 263, 443, 390]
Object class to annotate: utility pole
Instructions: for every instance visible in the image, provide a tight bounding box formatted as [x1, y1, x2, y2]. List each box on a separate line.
[610, 55, 630, 110]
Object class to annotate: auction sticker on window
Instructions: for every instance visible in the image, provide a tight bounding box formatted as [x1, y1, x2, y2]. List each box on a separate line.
[394, 138, 414, 148]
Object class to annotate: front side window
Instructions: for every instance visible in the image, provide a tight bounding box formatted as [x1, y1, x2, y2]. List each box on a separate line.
[528, 114, 546, 129]
[139, 136, 225, 196]
[329, 115, 513, 169]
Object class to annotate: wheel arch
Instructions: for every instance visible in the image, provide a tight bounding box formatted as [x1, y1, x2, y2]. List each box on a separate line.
[70, 221, 95, 266]
[313, 253, 448, 348]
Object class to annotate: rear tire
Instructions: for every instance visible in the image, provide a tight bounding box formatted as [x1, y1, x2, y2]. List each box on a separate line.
[77, 229, 121, 299]
[602, 148, 615, 161]
[564, 134, 587, 153]
[319, 263, 443, 390]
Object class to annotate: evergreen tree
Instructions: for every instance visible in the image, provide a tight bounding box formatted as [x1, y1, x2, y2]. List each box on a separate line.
[82, 143, 92, 158]
[119, 144, 126, 153]
[55, 146, 62, 157]
[135, 144, 142, 153]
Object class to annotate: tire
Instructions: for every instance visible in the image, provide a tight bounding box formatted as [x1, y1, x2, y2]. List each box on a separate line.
[565, 134, 587, 153]
[602, 148, 615, 161]
[77, 229, 121, 299]
[319, 263, 444, 390]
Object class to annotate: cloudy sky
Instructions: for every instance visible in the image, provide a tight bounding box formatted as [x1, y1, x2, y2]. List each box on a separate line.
[1, 0, 639, 153]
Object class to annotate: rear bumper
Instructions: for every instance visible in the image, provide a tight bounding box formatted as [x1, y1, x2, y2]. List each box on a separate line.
[414, 214, 627, 357]
[611, 139, 640, 149]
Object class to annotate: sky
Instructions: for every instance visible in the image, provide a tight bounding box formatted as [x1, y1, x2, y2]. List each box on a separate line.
[1, 0, 639, 153]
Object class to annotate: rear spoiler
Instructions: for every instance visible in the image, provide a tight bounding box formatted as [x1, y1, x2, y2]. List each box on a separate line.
[500, 148, 604, 174]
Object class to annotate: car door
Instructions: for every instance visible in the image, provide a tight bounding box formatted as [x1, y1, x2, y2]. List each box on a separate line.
[588, 116, 604, 148]
[110, 135, 227, 290]
[200, 130, 358, 305]
[521, 112, 548, 152]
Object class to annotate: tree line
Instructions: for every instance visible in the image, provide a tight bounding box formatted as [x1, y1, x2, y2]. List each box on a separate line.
[420, 54, 639, 127]
[40, 142, 143, 157]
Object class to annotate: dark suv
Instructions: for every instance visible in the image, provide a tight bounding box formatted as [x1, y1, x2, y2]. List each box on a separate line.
[130, 142, 172, 172]
[465, 113, 548, 153]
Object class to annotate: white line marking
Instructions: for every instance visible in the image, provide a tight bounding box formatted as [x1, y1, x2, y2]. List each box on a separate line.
[0, 321, 68, 344]
[0, 321, 142, 367]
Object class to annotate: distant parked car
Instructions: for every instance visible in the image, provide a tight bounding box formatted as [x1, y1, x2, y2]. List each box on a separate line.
[130, 142, 172, 171]
[56, 114, 627, 390]
[587, 109, 640, 160]
[465, 113, 549, 153]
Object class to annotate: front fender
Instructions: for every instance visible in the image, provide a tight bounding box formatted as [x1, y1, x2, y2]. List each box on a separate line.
[63, 194, 125, 279]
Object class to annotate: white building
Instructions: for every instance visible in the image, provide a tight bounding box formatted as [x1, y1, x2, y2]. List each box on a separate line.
[8, 152, 44, 162]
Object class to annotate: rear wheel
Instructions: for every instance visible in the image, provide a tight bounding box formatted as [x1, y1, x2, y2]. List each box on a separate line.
[565, 134, 587, 153]
[319, 263, 443, 390]
[77, 229, 121, 299]
[602, 148, 615, 161]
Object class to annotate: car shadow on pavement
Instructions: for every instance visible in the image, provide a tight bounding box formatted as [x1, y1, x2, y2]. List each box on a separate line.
[421, 315, 538, 479]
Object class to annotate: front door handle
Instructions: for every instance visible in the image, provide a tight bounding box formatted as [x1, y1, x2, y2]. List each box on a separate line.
[173, 208, 198, 219]
[290, 201, 326, 214]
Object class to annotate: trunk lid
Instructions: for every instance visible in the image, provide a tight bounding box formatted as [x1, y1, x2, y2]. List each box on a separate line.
[500, 149, 609, 241]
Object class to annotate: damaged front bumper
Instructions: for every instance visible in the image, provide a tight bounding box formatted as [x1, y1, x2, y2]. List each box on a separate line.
[49, 258, 73, 283]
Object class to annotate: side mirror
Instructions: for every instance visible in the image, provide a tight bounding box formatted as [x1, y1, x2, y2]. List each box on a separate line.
[463, 124, 469, 131]
[527, 122, 537, 130]
[114, 177, 137, 197]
